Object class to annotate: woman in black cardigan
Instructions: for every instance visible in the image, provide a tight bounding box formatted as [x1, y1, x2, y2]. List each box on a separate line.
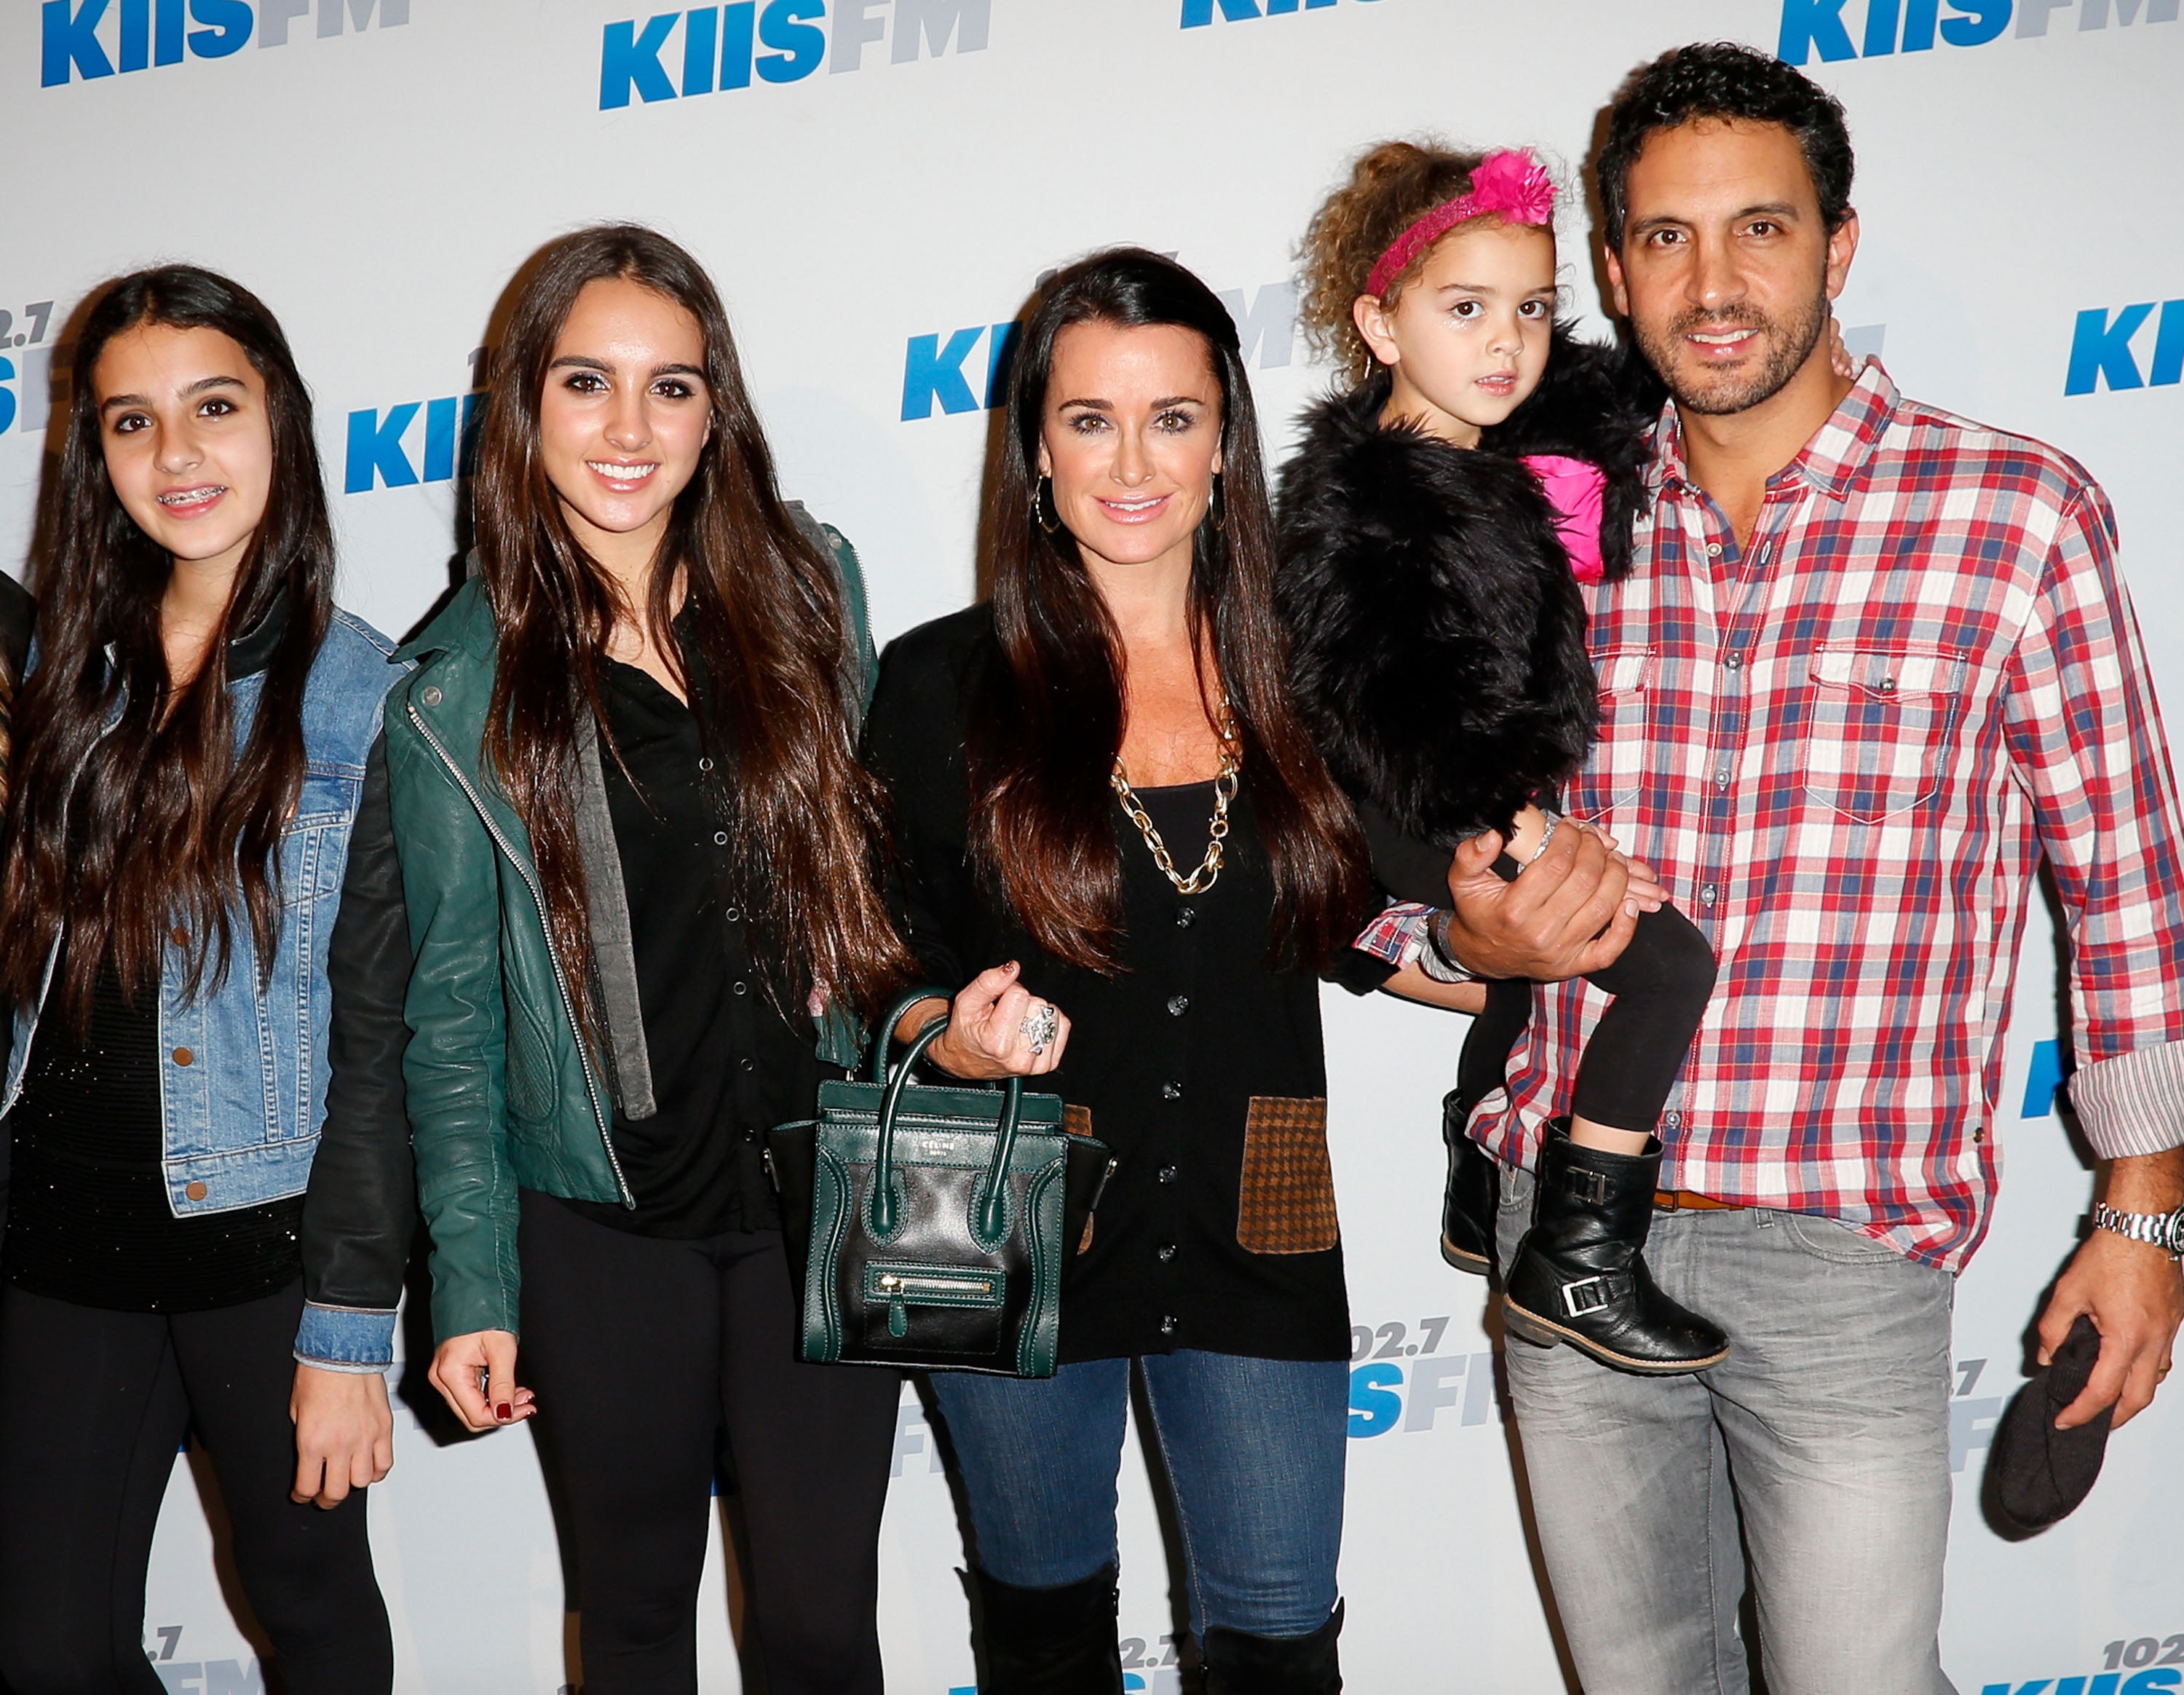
[865, 250, 1468, 1695]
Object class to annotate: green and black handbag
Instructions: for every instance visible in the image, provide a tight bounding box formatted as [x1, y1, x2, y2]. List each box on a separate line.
[766, 991, 1115, 1378]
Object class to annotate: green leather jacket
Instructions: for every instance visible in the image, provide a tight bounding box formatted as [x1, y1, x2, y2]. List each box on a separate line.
[387, 516, 874, 1344]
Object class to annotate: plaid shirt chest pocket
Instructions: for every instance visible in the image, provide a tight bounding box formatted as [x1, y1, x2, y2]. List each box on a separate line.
[1572, 647, 1657, 819]
[1798, 643, 1969, 823]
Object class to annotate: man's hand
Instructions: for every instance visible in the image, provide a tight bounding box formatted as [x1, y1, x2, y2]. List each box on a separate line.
[427, 1329, 537, 1434]
[290, 1364, 395, 1509]
[1439, 822, 1661, 982]
[2037, 1151, 2183, 1430]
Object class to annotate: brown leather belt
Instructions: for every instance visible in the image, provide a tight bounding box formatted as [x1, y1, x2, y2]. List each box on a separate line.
[1653, 1189, 1744, 1212]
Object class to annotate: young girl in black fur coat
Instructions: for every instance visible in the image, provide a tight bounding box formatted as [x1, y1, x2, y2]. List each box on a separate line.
[1274, 141, 1730, 1374]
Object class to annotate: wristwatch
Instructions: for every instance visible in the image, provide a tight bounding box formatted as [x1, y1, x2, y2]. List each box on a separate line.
[2091, 1202, 2184, 1259]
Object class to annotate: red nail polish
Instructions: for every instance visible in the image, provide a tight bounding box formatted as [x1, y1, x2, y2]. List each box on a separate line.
[496, 1402, 513, 1421]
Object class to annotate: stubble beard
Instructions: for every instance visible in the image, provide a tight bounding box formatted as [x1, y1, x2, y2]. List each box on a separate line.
[1637, 288, 1831, 418]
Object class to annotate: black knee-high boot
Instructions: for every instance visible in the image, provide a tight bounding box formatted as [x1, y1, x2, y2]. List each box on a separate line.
[1500, 1121, 1730, 1373]
[1200, 1601, 1343, 1695]
[970, 1565, 1123, 1694]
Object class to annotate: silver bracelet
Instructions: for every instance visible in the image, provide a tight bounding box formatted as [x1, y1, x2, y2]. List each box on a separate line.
[1421, 909, 1478, 985]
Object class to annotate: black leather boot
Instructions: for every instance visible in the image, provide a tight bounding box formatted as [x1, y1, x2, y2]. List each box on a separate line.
[1200, 1601, 1342, 1694]
[1500, 1121, 1729, 1374]
[1439, 1090, 1497, 1276]
[970, 1564, 1123, 1694]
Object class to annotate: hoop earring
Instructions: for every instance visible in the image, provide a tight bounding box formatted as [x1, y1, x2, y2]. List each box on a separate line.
[1208, 470, 1227, 534]
[1034, 474, 1063, 536]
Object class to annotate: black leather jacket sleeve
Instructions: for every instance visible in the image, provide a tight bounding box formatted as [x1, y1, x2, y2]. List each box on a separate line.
[300, 730, 418, 1319]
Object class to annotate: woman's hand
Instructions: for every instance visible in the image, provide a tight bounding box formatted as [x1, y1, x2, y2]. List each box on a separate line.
[1827, 316, 1865, 380]
[910, 962, 1071, 1078]
[290, 1365, 396, 1509]
[427, 1329, 538, 1434]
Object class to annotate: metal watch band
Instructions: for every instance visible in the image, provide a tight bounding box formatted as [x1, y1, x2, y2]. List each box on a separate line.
[2091, 1203, 2184, 1257]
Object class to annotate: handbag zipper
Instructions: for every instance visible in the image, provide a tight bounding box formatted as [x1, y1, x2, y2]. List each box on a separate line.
[870, 1268, 1001, 1338]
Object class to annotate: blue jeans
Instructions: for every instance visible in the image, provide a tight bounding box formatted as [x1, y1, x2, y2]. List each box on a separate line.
[929, 1350, 1347, 1639]
[1495, 1163, 1958, 1695]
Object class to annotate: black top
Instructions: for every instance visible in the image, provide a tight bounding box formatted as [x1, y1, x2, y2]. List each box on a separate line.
[559, 635, 823, 1239]
[0, 593, 406, 1317]
[4, 944, 304, 1313]
[863, 604, 1356, 1365]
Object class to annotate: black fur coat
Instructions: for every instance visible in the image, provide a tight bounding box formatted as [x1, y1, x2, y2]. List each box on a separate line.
[1275, 326, 1658, 852]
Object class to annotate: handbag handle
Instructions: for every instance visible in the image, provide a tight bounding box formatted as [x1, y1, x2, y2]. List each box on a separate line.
[870, 1010, 1023, 1246]
[871, 987, 954, 1088]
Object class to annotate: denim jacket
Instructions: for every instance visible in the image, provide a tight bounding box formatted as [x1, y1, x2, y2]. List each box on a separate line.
[2, 608, 406, 1362]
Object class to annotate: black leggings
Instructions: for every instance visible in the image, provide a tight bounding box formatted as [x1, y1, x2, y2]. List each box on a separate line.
[0, 1280, 392, 1695]
[1364, 805, 1715, 1133]
[516, 1190, 902, 1695]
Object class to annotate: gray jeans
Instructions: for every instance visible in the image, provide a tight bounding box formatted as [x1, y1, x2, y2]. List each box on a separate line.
[1495, 1163, 1959, 1695]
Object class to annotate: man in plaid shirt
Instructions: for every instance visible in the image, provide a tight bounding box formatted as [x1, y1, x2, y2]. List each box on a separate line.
[1431, 44, 2184, 1695]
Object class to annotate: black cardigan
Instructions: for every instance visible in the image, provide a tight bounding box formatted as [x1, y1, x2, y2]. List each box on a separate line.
[863, 605, 1360, 1364]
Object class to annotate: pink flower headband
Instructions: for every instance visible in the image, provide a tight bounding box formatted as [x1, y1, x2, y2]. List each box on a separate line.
[1364, 147, 1556, 300]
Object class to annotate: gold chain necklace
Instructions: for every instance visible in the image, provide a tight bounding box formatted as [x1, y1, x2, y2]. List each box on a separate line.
[1111, 711, 1241, 896]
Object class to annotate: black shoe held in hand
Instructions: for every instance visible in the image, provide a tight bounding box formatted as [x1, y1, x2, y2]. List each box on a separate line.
[1500, 1121, 1731, 1374]
[1440, 1091, 1498, 1276]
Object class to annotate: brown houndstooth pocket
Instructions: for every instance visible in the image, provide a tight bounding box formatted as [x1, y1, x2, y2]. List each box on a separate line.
[1236, 1096, 1338, 1255]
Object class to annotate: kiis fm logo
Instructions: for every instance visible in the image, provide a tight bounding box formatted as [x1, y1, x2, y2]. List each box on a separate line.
[1981, 1671, 2181, 1694]
[599, 0, 986, 109]
[2065, 300, 2184, 395]
[901, 281, 1300, 422]
[1180, 0, 1388, 23]
[1779, 0, 2175, 63]
[0, 299, 59, 443]
[41, 0, 407, 87]
[342, 354, 487, 494]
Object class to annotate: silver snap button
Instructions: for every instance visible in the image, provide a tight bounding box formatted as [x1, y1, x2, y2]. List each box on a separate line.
[1160, 1081, 1182, 1101]
[1158, 1244, 1176, 1263]
[421, 685, 443, 706]
[1700, 885, 1718, 906]
[713, 831, 729, 846]
[1158, 1165, 1179, 1184]
[1725, 653, 1742, 671]
[1166, 996, 1188, 1017]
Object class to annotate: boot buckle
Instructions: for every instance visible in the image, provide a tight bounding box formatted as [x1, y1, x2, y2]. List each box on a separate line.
[1562, 1275, 1617, 1318]
[1563, 1169, 1610, 1206]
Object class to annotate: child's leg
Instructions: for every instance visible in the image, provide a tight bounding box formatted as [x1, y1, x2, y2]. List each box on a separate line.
[1499, 806, 1714, 1155]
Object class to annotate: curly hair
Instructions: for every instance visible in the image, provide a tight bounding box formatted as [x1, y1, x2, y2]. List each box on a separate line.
[1297, 139, 1492, 388]
[1597, 42, 1854, 250]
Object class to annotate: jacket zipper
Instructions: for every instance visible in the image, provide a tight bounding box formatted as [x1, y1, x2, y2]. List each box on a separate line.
[406, 698, 633, 1209]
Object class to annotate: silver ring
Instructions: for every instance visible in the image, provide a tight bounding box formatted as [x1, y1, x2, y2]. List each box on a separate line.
[1019, 1002, 1059, 1057]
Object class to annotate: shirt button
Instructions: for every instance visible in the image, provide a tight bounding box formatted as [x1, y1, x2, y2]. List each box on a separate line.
[1158, 1165, 1179, 1185]
[1715, 767, 1731, 787]
[1166, 995, 1189, 1017]
[732, 981, 748, 997]
[1160, 1081, 1182, 1101]
[1175, 906, 1195, 929]
[1706, 542, 1722, 557]
[699, 756, 714, 773]
[740, 1057, 756, 1074]
[1878, 676, 1898, 695]
[184, 1180, 209, 1201]
[1157, 1244, 1176, 1263]
[1725, 652, 1743, 671]
[713, 831, 729, 846]
[1663, 1110, 1683, 1131]
[1159, 1316, 1177, 1336]
[1699, 885, 1718, 907]
[725, 906, 742, 923]
[172, 1047, 194, 1067]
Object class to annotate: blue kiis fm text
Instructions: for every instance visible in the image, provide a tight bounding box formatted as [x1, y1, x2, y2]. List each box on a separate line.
[1779, 0, 2174, 64]
[600, 0, 986, 108]
[41, 0, 406, 88]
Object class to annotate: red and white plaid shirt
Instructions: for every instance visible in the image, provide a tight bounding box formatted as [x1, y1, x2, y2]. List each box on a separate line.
[1469, 363, 2184, 1272]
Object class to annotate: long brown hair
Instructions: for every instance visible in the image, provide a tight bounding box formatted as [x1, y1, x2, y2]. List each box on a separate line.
[970, 248, 1369, 974]
[472, 224, 910, 1025]
[0, 266, 333, 1027]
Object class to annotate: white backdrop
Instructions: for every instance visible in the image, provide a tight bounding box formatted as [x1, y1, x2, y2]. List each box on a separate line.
[5, 3, 2183, 1691]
